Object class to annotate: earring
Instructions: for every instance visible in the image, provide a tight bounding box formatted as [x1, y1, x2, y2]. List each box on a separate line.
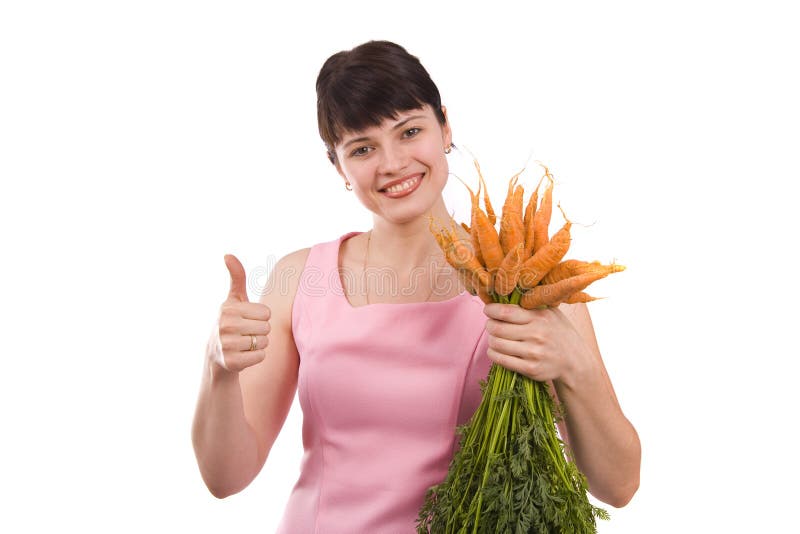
[345, 181, 353, 191]
[444, 143, 453, 154]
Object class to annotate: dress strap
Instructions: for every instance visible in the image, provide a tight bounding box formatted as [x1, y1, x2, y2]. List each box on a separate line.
[291, 232, 362, 354]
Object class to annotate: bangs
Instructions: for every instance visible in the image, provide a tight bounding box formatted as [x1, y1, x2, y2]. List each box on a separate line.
[320, 69, 432, 146]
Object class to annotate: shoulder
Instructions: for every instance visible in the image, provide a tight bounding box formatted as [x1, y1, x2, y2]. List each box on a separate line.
[256, 247, 311, 319]
[276, 247, 312, 276]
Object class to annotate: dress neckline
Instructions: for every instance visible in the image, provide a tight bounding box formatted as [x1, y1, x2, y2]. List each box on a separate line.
[334, 231, 469, 310]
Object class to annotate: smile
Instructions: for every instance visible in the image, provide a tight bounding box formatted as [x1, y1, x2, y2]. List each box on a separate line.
[380, 173, 424, 198]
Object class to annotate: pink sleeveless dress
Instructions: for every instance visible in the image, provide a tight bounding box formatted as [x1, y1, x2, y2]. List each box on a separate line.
[276, 231, 491, 534]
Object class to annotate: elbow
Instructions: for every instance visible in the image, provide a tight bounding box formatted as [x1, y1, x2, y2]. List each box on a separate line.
[602, 476, 640, 508]
[205, 478, 246, 500]
[208, 487, 234, 500]
[604, 429, 641, 508]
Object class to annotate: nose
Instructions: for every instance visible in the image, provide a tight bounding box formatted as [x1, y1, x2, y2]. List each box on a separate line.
[376, 143, 409, 176]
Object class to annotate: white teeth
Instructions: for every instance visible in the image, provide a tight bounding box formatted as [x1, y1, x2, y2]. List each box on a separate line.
[384, 176, 420, 193]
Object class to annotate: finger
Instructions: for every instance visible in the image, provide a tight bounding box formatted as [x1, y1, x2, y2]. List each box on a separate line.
[487, 347, 536, 378]
[225, 254, 249, 302]
[217, 315, 270, 336]
[239, 334, 269, 352]
[487, 334, 532, 360]
[219, 331, 268, 353]
[243, 302, 270, 321]
[485, 318, 530, 342]
[483, 303, 537, 324]
[223, 301, 270, 321]
[239, 317, 271, 336]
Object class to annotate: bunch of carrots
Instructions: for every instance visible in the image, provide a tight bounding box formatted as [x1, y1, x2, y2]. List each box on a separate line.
[417, 160, 622, 533]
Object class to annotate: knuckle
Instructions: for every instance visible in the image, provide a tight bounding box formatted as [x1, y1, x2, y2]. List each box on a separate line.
[485, 319, 499, 335]
[222, 353, 239, 369]
[218, 320, 237, 335]
[219, 336, 236, 352]
[219, 311, 238, 326]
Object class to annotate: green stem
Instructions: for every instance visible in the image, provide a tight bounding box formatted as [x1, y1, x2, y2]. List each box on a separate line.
[473, 370, 517, 532]
[533, 381, 571, 487]
[451, 363, 505, 524]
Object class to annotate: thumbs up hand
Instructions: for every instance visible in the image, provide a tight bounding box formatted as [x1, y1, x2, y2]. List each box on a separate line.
[209, 254, 271, 373]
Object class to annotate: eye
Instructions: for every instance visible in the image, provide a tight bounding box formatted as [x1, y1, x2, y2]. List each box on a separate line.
[350, 146, 372, 157]
[403, 127, 421, 138]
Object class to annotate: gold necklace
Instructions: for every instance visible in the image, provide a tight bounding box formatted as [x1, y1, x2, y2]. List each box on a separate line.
[363, 229, 437, 305]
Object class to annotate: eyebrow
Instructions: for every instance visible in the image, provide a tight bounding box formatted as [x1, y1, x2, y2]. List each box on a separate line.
[342, 115, 427, 149]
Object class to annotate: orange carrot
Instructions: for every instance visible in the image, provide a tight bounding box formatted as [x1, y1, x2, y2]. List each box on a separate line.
[474, 158, 497, 226]
[522, 182, 539, 259]
[564, 292, 604, 304]
[542, 260, 625, 285]
[441, 219, 492, 291]
[474, 208, 504, 277]
[476, 280, 493, 304]
[520, 270, 612, 309]
[494, 243, 524, 296]
[518, 218, 572, 289]
[533, 165, 555, 254]
[498, 172, 518, 254]
[511, 183, 525, 248]
[499, 169, 526, 255]
[452, 174, 485, 268]
[428, 215, 448, 250]
[540, 259, 597, 285]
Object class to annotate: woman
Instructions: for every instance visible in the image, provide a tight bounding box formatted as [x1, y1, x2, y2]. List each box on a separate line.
[192, 40, 640, 532]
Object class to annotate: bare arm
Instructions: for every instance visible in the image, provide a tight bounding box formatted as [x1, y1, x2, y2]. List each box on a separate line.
[191, 248, 308, 498]
[552, 302, 641, 507]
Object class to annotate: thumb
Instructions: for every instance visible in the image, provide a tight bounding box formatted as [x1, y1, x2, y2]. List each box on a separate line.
[224, 254, 249, 302]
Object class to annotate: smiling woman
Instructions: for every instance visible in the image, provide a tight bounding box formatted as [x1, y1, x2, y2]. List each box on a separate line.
[191, 39, 640, 534]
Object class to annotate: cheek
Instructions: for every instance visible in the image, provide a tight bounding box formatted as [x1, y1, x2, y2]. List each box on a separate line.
[341, 162, 373, 187]
[428, 152, 449, 186]
[419, 144, 448, 173]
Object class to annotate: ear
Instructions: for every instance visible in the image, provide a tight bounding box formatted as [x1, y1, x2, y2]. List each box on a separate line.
[441, 105, 453, 148]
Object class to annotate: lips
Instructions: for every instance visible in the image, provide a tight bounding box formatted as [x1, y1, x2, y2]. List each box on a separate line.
[379, 173, 424, 192]
[378, 174, 425, 200]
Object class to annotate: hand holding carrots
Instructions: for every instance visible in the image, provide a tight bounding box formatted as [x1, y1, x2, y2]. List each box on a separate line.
[208, 254, 271, 373]
[483, 303, 594, 383]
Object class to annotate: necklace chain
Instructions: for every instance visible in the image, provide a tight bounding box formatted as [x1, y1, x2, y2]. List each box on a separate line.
[363, 229, 436, 305]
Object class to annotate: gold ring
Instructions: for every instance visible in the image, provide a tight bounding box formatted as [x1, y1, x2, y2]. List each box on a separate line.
[249, 335, 257, 351]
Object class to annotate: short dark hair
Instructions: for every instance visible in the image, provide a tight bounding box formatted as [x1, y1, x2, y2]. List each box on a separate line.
[316, 40, 446, 164]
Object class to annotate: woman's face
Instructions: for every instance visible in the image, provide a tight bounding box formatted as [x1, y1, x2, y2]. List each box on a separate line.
[333, 104, 452, 225]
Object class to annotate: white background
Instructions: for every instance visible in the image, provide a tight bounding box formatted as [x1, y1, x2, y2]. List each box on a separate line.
[2, 1, 798, 532]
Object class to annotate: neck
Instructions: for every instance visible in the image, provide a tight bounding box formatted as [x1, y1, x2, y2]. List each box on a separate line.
[367, 196, 459, 270]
